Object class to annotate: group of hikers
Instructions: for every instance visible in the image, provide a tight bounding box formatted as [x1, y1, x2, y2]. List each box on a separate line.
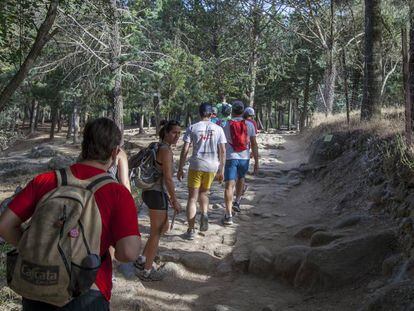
[0, 99, 259, 310]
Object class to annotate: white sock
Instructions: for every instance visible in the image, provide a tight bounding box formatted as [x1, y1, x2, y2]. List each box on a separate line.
[144, 268, 152, 276]
[235, 196, 241, 204]
[137, 255, 146, 264]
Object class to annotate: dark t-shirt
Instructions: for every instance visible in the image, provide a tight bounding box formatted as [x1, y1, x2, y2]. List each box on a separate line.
[8, 163, 140, 301]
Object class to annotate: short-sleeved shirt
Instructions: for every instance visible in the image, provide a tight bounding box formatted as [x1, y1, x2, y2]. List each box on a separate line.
[8, 163, 140, 301]
[183, 120, 227, 172]
[223, 117, 256, 160]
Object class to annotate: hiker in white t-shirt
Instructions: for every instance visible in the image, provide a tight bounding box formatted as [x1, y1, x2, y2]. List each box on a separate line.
[222, 100, 259, 225]
[178, 103, 227, 240]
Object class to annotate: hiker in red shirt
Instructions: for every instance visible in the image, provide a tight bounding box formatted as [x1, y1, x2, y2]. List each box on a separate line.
[0, 117, 141, 311]
[243, 107, 258, 134]
[222, 101, 259, 225]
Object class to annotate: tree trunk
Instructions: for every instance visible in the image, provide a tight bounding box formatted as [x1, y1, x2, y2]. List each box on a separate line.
[249, 9, 260, 108]
[153, 89, 162, 133]
[0, 0, 59, 113]
[323, 53, 337, 115]
[66, 112, 73, 139]
[50, 104, 58, 139]
[350, 68, 361, 110]
[409, 1, 414, 130]
[300, 64, 311, 131]
[73, 104, 80, 144]
[29, 99, 37, 135]
[361, 0, 383, 120]
[287, 100, 292, 131]
[57, 109, 63, 133]
[139, 114, 145, 134]
[342, 50, 350, 125]
[109, 0, 124, 140]
[403, 26, 412, 144]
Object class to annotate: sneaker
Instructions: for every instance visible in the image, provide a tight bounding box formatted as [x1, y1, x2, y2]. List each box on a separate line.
[184, 228, 196, 240]
[136, 268, 166, 282]
[200, 214, 209, 232]
[222, 214, 233, 226]
[232, 202, 241, 213]
[133, 256, 146, 270]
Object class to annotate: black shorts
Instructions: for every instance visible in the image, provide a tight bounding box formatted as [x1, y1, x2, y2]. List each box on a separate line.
[142, 190, 169, 210]
[22, 290, 109, 311]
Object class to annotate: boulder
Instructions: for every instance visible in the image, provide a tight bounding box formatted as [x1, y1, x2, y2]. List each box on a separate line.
[232, 243, 251, 272]
[294, 224, 327, 239]
[181, 251, 218, 273]
[309, 132, 349, 164]
[273, 245, 310, 284]
[294, 230, 397, 291]
[48, 155, 77, 170]
[310, 231, 344, 247]
[248, 245, 273, 276]
[361, 281, 414, 311]
[29, 145, 57, 158]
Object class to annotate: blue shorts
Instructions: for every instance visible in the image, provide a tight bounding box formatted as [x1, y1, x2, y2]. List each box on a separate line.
[224, 159, 250, 181]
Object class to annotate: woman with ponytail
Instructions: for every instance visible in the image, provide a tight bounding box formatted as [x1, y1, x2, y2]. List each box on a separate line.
[135, 120, 182, 281]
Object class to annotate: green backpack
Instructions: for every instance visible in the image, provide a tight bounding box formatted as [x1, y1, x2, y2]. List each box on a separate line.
[7, 168, 114, 306]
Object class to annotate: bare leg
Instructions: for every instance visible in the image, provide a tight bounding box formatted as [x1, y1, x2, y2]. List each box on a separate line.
[142, 209, 168, 270]
[224, 180, 235, 216]
[235, 178, 245, 203]
[198, 188, 209, 215]
[186, 187, 199, 229]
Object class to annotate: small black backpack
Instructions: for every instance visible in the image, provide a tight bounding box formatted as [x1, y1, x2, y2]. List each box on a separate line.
[129, 142, 162, 189]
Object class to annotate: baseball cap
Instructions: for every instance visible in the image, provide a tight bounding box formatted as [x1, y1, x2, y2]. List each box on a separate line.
[232, 100, 244, 115]
[199, 102, 213, 115]
[244, 107, 255, 116]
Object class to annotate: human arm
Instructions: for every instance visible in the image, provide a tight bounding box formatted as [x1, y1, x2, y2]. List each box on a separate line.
[216, 143, 226, 182]
[116, 148, 131, 192]
[159, 147, 181, 213]
[250, 136, 259, 174]
[177, 142, 191, 182]
[0, 209, 23, 247]
[109, 186, 141, 262]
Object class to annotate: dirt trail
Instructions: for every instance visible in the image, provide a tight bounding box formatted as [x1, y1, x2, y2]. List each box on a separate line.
[0, 130, 366, 311]
[111, 131, 353, 311]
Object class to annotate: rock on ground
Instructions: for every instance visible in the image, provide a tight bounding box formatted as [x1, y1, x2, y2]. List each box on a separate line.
[273, 245, 310, 284]
[248, 245, 274, 276]
[361, 281, 414, 311]
[294, 230, 397, 291]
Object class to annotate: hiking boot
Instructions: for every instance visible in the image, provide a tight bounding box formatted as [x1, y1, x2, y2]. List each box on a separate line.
[200, 214, 209, 232]
[184, 228, 196, 240]
[222, 214, 233, 226]
[136, 267, 166, 282]
[232, 202, 241, 213]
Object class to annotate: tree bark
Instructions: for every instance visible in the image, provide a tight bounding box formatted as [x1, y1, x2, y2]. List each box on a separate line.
[361, 0, 382, 120]
[403, 27, 412, 144]
[0, 0, 59, 113]
[73, 103, 80, 144]
[108, 0, 124, 140]
[153, 88, 162, 133]
[350, 69, 361, 110]
[342, 50, 350, 125]
[300, 63, 311, 131]
[409, 1, 414, 130]
[50, 103, 58, 139]
[29, 99, 37, 135]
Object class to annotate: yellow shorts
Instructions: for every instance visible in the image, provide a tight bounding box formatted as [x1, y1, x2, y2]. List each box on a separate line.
[188, 169, 215, 189]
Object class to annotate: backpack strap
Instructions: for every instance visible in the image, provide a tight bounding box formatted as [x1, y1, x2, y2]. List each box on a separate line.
[86, 174, 116, 193]
[56, 168, 116, 193]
